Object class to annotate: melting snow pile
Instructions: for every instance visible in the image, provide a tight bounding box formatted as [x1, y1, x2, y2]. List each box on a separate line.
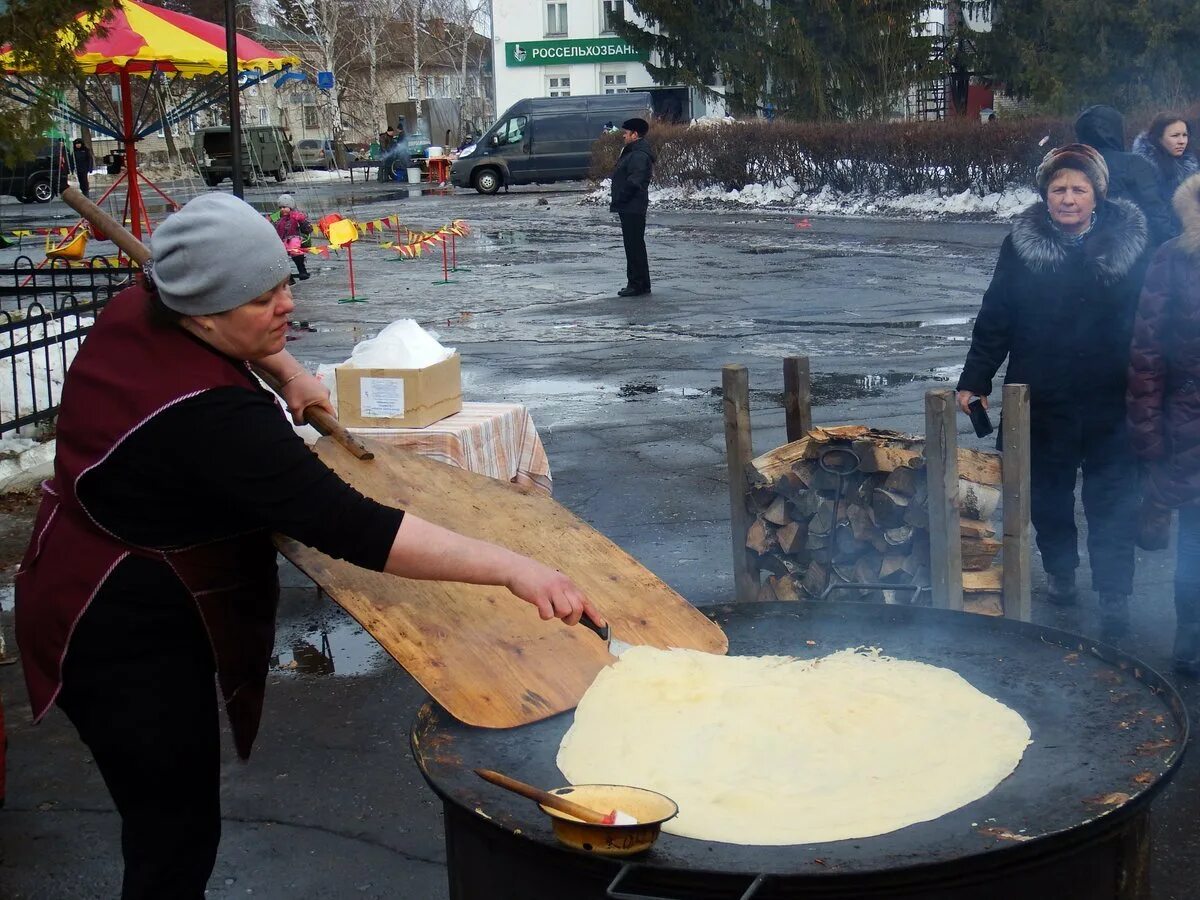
[0, 313, 92, 436]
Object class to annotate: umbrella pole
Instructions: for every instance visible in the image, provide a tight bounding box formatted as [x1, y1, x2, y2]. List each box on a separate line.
[119, 70, 145, 241]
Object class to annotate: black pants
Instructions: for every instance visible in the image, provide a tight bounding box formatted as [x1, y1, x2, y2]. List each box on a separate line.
[57, 558, 221, 900]
[291, 253, 308, 277]
[1029, 410, 1138, 595]
[619, 212, 650, 291]
[77, 171, 89, 197]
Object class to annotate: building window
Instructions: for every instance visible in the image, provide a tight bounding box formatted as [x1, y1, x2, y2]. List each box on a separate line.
[546, 2, 567, 36]
[407, 75, 419, 100]
[603, 72, 628, 94]
[258, 107, 270, 125]
[601, 0, 624, 33]
[303, 105, 318, 128]
[547, 74, 570, 97]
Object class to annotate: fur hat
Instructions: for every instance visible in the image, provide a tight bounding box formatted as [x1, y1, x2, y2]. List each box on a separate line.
[277, 193, 297, 209]
[621, 118, 649, 137]
[149, 193, 291, 317]
[1036, 143, 1109, 199]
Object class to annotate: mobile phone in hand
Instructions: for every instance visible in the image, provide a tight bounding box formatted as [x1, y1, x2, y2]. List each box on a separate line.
[967, 396, 994, 438]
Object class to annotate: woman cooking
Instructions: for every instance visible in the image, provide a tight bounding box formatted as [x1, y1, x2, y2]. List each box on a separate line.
[13, 192, 601, 899]
[956, 144, 1152, 641]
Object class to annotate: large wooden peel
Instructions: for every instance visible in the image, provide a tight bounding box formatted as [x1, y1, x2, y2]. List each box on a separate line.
[277, 435, 728, 728]
[60, 186, 728, 727]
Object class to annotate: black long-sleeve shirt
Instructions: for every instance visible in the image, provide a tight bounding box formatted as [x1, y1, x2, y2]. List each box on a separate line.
[76, 385, 403, 622]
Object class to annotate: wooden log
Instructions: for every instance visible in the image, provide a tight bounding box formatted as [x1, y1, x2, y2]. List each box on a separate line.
[961, 536, 1003, 572]
[763, 496, 791, 526]
[855, 471, 887, 506]
[883, 466, 919, 497]
[958, 448, 1003, 487]
[809, 466, 843, 492]
[964, 593, 1004, 616]
[802, 560, 829, 597]
[757, 553, 792, 577]
[963, 566, 1003, 593]
[774, 573, 804, 602]
[960, 480, 1001, 521]
[723, 364, 758, 602]
[791, 460, 816, 487]
[961, 519, 997, 540]
[848, 502, 880, 543]
[872, 488, 910, 528]
[903, 479, 930, 529]
[771, 471, 808, 502]
[883, 525, 914, 551]
[783, 356, 813, 442]
[746, 519, 778, 554]
[880, 553, 916, 581]
[851, 438, 925, 474]
[805, 530, 830, 552]
[925, 389, 964, 611]
[757, 579, 780, 603]
[787, 490, 823, 522]
[777, 519, 807, 555]
[809, 498, 836, 535]
[1002, 383, 1032, 622]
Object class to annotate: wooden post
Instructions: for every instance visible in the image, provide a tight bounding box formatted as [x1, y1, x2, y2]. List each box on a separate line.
[1002, 384, 1032, 621]
[925, 389, 963, 611]
[723, 364, 758, 603]
[783, 356, 813, 442]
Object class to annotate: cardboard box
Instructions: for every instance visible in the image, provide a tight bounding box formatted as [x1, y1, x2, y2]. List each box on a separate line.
[335, 353, 462, 428]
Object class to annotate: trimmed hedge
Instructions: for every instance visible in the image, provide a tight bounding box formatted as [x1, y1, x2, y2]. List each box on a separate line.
[591, 118, 1077, 196]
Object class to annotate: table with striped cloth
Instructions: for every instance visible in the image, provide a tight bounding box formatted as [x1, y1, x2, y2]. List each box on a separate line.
[349, 402, 552, 495]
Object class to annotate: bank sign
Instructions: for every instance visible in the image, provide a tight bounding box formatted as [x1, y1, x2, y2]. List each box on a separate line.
[505, 38, 647, 67]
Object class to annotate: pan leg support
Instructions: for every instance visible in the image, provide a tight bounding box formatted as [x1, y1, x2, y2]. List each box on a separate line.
[723, 364, 758, 603]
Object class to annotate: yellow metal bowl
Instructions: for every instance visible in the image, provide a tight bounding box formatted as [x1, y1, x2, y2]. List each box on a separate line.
[539, 784, 679, 857]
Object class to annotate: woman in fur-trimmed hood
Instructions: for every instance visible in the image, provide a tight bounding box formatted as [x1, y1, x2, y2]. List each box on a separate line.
[1128, 172, 1200, 674]
[958, 144, 1153, 640]
[1133, 113, 1200, 239]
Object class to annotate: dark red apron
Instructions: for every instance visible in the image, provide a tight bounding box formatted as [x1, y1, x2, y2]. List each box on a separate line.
[15, 283, 280, 759]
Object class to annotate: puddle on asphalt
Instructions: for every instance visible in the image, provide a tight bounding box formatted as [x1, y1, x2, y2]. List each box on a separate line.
[739, 247, 789, 255]
[753, 316, 973, 329]
[272, 612, 387, 677]
[618, 382, 660, 397]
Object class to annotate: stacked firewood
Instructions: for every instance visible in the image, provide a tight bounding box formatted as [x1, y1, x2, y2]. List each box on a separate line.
[744, 426, 1005, 616]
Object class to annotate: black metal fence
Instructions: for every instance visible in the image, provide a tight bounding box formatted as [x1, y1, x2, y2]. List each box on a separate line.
[0, 256, 138, 436]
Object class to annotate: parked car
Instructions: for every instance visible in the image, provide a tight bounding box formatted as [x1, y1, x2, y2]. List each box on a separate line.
[451, 93, 653, 194]
[193, 125, 295, 186]
[295, 138, 359, 169]
[0, 141, 70, 203]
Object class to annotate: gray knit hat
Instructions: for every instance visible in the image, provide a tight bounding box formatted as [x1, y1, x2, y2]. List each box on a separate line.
[149, 193, 292, 316]
[277, 193, 296, 208]
[1036, 143, 1110, 200]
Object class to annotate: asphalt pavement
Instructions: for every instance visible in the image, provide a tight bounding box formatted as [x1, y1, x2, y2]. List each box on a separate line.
[0, 176, 1195, 898]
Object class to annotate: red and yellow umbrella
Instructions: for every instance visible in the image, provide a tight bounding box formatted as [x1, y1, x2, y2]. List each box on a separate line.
[2, 0, 298, 77]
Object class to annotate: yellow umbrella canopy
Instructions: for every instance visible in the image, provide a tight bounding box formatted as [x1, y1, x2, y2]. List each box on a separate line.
[2, 0, 299, 77]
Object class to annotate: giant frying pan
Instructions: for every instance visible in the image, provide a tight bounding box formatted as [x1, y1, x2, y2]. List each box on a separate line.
[60, 188, 728, 729]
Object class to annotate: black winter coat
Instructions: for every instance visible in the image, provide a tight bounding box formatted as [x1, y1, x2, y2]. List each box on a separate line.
[1132, 130, 1200, 240]
[1076, 105, 1174, 246]
[958, 198, 1151, 421]
[1128, 173, 1200, 507]
[610, 138, 654, 215]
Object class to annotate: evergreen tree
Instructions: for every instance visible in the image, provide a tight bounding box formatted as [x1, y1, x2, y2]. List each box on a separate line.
[1, 0, 114, 159]
[976, 0, 1200, 111]
[617, 0, 935, 119]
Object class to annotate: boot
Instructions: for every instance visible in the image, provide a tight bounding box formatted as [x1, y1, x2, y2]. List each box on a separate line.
[1046, 571, 1077, 605]
[1173, 586, 1200, 676]
[294, 256, 311, 281]
[1098, 593, 1130, 643]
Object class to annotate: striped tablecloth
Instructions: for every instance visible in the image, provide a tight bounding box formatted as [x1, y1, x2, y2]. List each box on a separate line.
[349, 402, 552, 495]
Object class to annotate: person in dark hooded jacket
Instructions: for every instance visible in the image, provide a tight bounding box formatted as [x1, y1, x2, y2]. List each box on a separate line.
[1128, 172, 1200, 673]
[1132, 113, 1200, 240]
[1076, 105, 1174, 246]
[609, 117, 655, 297]
[957, 144, 1152, 641]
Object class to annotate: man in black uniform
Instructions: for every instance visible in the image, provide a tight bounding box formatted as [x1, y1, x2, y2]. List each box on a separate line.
[610, 117, 655, 297]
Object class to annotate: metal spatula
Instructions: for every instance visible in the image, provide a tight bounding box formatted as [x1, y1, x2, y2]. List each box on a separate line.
[580, 614, 634, 657]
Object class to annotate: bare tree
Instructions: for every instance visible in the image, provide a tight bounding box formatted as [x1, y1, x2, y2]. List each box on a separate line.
[355, 0, 405, 134]
[444, 0, 489, 140]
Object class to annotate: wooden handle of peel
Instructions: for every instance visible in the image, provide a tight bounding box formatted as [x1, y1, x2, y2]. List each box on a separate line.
[59, 188, 374, 462]
[474, 769, 609, 824]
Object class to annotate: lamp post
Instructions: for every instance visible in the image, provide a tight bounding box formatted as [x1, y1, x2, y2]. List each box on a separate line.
[225, 0, 244, 197]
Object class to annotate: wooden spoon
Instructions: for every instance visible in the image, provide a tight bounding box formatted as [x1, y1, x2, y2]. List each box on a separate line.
[475, 768, 609, 824]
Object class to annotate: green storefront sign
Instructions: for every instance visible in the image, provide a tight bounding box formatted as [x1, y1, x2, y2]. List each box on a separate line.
[505, 38, 647, 67]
